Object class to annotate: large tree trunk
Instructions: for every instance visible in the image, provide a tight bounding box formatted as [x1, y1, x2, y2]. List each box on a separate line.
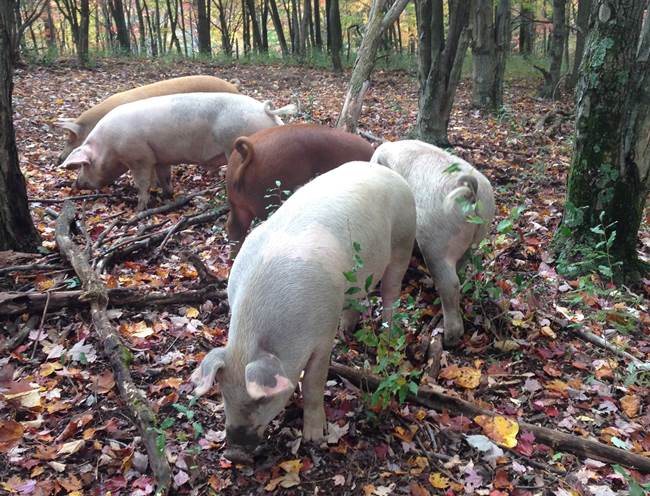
[519, 2, 534, 56]
[416, 0, 471, 145]
[540, 0, 566, 98]
[471, 0, 497, 109]
[327, 0, 342, 71]
[554, 0, 650, 281]
[0, 2, 40, 252]
[268, 0, 288, 55]
[109, 0, 131, 53]
[336, 0, 409, 131]
[566, 0, 591, 90]
[196, 0, 211, 55]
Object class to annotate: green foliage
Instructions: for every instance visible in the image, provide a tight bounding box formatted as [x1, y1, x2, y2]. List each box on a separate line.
[343, 242, 421, 408]
[263, 180, 293, 216]
[612, 465, 650, 496]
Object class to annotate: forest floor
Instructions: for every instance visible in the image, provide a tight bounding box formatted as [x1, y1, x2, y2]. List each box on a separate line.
[1, 58, 649, 496]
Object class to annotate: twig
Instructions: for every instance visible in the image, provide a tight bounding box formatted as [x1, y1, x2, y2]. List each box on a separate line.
[30, 291, 51, 360]
[153, 216, 187, 259]
[358, 129, 386, 144]
[0, 263, 65, 276]
[330, 362, 650, 473]
[29, 193, 116, 204]
[180, 250, 222, 284]
[92, 216, 122, 252]
[55, 201, 171, 494]
[124, 187, 219, 226]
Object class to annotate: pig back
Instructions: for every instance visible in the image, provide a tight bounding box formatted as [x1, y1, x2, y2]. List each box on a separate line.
[228, 162, 416, 309]
[226, 124, 375, 220]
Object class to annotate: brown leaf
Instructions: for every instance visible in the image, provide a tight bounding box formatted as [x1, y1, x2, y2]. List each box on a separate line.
[0, 420, 24, 453]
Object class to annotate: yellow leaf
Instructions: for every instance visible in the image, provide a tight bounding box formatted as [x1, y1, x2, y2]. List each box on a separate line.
[55, 98, 65, 105]
[494, 339, 520, 352]
[474, 415, 519, 448]
[37, 279, 56, 291]
[541, 326, 557, 339]
[40, 362, 63, 377]
[454, 367, 481, 389]
[620, 394, 639, 418]
[428, 472, 450, 489]
[186, 307, 199, 318]
[415, 409, 427, 421]
[546, 379, 569, 394]
[409, 456, 429, 475]
[278, 459, 302, 473]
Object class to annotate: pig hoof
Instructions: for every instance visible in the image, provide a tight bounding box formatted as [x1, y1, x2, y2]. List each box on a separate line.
[224, 447, 254, 465]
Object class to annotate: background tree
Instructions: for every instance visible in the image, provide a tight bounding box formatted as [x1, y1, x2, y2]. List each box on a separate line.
[471, 0, 511, 111]
[108, 0, 131, 53]
[566, 0, 591, 90]
[518, 0, 534, 56]
[197, 0, 212, 55]
[0, 1, 41, 252]
[416, 0, 471, 145]
[54, 0, 90, 64]
[336, 0, 409, 131]
[554, 0, 650, 280]
[538, 0, 566, 98]
[326, 0, 343, 71]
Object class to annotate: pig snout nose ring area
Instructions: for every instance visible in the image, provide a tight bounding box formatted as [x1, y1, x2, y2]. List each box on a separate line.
[223, 446, 255, 465]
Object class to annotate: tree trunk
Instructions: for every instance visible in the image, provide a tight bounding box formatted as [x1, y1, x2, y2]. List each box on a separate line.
[196, 0, 211, 55]
[313, 0, 321, 48]
[134, 0, 147, 54]
[416, 0, 471, 145]
[0, 2, 40, 252]
[178, 0, 188, 56]
[245, 0, 263, 52]
[290, 0, 299, 53]
[268, 0, 288, 55]
[540, 0, 566, 98]
[327, 0, 342, 71]
[494, 0, 511, 107]
[336, 0, 409, 131]
[261, 0, 269, 52]
[519, 2, 533, 56]
[299, 0, 310, 55]
[214, 0, 233, 56]
[109, 0, 131, 53]
[471, 0, 497, 109]
[554, 0, 650, 281]
[567, 0, 591, 90]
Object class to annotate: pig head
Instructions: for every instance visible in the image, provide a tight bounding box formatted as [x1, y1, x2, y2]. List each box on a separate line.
[61, 144, 128, 190]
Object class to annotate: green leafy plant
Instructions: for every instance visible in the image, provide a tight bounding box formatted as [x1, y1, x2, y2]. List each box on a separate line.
[343, 242, 421, 408]
[612, 465, 650, 496]
[153, 397, 204, 454]
[263, 180, 293, 216]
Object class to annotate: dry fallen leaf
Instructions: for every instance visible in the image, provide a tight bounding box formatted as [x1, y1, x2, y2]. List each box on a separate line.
[620, 394, 639, 417]
[474, 415, 519, 448]
[438, 365, 481, 389]
[0, 420, 24, 452]
[428, 472, 450, 489]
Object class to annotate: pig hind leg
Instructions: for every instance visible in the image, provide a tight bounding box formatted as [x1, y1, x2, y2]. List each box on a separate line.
[154, 164, 173, 199]
[380, 248, 411, 326]
[423, 249, 464, 348]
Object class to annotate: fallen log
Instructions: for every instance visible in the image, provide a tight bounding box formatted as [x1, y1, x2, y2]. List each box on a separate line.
[329, 363, 650, 473]
[0, 286, 228, 316]
[55, 201, 171, 495]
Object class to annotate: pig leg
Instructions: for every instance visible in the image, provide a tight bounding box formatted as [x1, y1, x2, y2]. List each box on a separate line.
[155, 164, 173, 199]
[380, 251, 411, 327]
[226, 206, 255, 258]
[301, 344, 333, 442]
[339, 308, 361, 336]
[425, 254, 464, 348]
[130, 162, 156, 211]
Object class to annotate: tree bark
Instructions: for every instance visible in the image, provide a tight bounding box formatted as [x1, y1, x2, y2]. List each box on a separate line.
[540, 0, 566, 98]
[327, 0, 342, 71]
[554, 0, 650, 280]
[245, 0, 263, 51]
[108, 0, 131, 53]
[299, 0, 311, 55]
[567, 0, 591, 90]
[415, 0, 471, 145]
[0, 1, 40, 252]
[471, 0, 497, 110]
[196, 0, 212, 55]
[519, 2, 534, 56]
[313, 0, 322, 48]
[268, 0, 289, 55]
[336, 0, 409, 131]
[213, 0, 233, 56]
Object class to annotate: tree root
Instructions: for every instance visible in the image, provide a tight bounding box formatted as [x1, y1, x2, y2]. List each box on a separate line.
[55, 201, 171, 494]
[329, 362, 650, 473]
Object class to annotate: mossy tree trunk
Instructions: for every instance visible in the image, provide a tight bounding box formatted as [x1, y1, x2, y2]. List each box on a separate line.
[415, 0, 471, 146]
[0, 1, 40, 252]
[336, 0, 409, 132]
[540, 0, 566, 98]
[554, 0, 650, 281]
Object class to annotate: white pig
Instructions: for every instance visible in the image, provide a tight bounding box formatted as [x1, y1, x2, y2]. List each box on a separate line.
[371, 140, 495, 348]
[61, 93, 297, 211]
[190, 162, 416, 462]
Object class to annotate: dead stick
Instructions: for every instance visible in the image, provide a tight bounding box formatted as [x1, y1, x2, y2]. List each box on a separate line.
[29, 193, 115, 204]
[55, 201, 171, 494]
[0, 263, 65, 276]
[0, 315, 39, 354]
[125, 187, 219, 226]
[153, 216, 187, 259]
[329, 363, 650, 473]
[30, 291, 51, 360]
[0, 286, 228, 316]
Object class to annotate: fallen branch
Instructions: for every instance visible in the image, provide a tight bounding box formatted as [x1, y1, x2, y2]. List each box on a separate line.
[0, 286, 228, 316]
[0, 263, 66, 277]
[125, 187, 220, 226]
[180, 251, 223, 284]
[358, 129, 386, 144]
[329, 363, 650, 473]
[29, 193, 116, 204]
[55, 201, 171, 494]
[96, 206, 229, 271]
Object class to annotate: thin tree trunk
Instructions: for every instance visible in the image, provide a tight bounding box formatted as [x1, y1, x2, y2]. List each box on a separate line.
[327, 0, 342, 71]
[336, 0, 409, 131]
[0, 2, 40, 252]
[134, 0, 147, 54]
[179, 0, 188, 56]
[109, 0, 131, 53]
[541, 0, 566, 98]
[567, 0, 590, 90]
[245, 0, 263, 51]
[471, 0, 497, 109]
[268, 0, 288, 55]
[554, 0, 650, 280]
[299, 0, 310, 55]
[313, 0, 321, 48]
[261, 0, 269, 52]
[196, 0, 212, 55]
[416, 0, 471, 145]
[519, 2, 533, 56]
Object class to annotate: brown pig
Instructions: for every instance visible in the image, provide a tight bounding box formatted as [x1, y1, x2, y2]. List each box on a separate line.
[225, 124, 374, 252]
[56, 75, 239, 163]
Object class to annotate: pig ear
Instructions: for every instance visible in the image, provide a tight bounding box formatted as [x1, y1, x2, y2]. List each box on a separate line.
[62, 147, 91, 170]
[191, 348, 227, 397]
[56, 119, 83, 139]
[245, 353, 294, 400]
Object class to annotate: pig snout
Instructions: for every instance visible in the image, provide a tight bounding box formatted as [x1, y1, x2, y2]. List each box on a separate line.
[223, 446, 254, 465]
[226, 425, 262, 449]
